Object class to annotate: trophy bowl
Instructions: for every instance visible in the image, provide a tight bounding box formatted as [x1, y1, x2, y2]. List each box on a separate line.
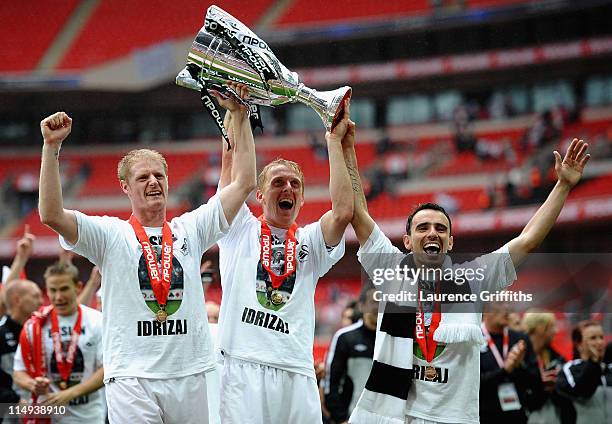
[176, 5, 351, 131]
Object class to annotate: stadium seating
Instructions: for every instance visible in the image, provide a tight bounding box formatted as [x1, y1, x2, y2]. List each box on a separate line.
[273, 0, 534, 29]
[10, 205, 188, 238]
[274, 0, 431, 28]
[76, 150, 207, 196]
[466, 0, 533, 9]
[58, 0, 274, 70]
[0, 0, 79, 72]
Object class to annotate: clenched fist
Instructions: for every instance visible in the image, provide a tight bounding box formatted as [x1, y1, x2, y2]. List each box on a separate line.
[40, 112, 72, 146]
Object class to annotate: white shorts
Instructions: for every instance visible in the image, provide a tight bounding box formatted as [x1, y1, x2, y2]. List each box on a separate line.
[220, 356, 322, 424]
[105, 372, 209, 424]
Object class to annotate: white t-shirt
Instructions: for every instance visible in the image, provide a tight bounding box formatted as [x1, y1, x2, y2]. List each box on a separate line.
[218, 205, 345, 378]
[59, 194, 229, 381]
[14, 306, 104, 424]
[358, 225, 517, 424]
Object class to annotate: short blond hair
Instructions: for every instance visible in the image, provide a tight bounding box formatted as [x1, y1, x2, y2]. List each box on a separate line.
[522, 310, 555, 335]
[44, 261, 80, 285]
[117, 149, 168, 181]
[257, 158, 304, 192]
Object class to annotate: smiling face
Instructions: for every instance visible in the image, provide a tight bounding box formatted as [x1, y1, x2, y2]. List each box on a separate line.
[121, 158, 169, 214]
[403, 208, 453, 267]
[256, 163, 305, 229]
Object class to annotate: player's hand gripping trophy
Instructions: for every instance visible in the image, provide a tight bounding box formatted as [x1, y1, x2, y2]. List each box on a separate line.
[176, 5, 352, 145]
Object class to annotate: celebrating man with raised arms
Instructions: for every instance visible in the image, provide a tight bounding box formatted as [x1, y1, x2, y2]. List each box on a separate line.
[37, 83, 256, 424]
[343, 126, 589, 424]
[215, 102, 354, 423]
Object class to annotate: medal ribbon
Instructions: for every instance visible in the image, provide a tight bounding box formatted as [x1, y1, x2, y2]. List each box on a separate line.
[481, 323, 509, 369]
[50, 306, 82, 385]
[414, 284, 442, 363]
[129, 215, 174, 309]
[258, 216, 298, 289]
[19, 305, 54, 424]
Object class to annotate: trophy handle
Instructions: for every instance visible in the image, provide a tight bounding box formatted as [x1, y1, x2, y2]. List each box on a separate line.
[297, 86, 352, 131]
[331, 88, 353, 130]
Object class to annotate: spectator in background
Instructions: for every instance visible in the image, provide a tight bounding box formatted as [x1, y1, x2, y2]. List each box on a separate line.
[76, 266, 102, 308]
[324, 285, 377, 424]
[13, 262, 105, 423]
[522, 110, 561, 151]
[480, 303, 545, 424]
[310, 131, 329, 162]
[507, 312, 523, 332]
[522, 311, 566, 424]
[556, 320, 611, 424]
[364, 159, 388, 201]
[0, 279, 43, 413]
[341, 300, 360, 328]
[2, 225, 35, 290]
[375, 131, 392, 156]
[454, 124, 477, 153]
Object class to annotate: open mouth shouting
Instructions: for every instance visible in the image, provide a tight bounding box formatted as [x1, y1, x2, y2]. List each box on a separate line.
[146, 190, 162, 198]
[278, 198, 294, 210]
[423, 241, 441, 256]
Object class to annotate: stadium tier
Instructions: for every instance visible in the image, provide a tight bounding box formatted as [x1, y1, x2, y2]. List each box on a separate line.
[273, 0, 532, 28]
[0, 0, 79, 72]
[75, 150, 207, 196]
[274, 0, 431, 28]
[58, 0, 273, 70]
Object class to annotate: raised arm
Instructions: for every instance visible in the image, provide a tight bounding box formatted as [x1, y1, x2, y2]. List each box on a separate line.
[38, 112, 78, 245]
[507, 138, 590, 267]
[342, 120, 375, 246]
[320, 102, 354, 246]
[212, 83, 257, 224]
[218, 111, 234, 190]
[77, 266, 101, 307]
[5, 225, 35, 283]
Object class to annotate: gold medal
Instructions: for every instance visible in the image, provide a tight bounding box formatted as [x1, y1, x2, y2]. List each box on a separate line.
[59, 381, 68, 390]
[156, 308, 168, 322]
[424, 365, 438, 380]
[270, 290, 283, 305]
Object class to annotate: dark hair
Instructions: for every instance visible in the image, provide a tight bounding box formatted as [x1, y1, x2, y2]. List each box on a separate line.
[571, 320, 602, 359]
[344, 300, 361, 323]
[358, 279, 376, 304]
[405, 202, 452, 235]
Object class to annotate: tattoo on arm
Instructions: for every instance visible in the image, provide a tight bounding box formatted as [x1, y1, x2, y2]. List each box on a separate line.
[347, 164, 361, 193]
[345, 154, 368, 212]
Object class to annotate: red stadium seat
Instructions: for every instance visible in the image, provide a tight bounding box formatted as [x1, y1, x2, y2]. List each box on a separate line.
[0, 0, 79, 71]
[58, 0, 274, 70]
[275, 0, 431, 28]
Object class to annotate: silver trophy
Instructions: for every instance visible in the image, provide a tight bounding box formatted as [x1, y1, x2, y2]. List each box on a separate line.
[176, 5, 351, 132]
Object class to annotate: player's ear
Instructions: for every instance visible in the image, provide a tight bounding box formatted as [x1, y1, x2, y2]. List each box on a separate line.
[256, 189, 263, 204]
[403, 234, 412, 251]
[448, 235, 453, 251]
[120, 180, 129, 195]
